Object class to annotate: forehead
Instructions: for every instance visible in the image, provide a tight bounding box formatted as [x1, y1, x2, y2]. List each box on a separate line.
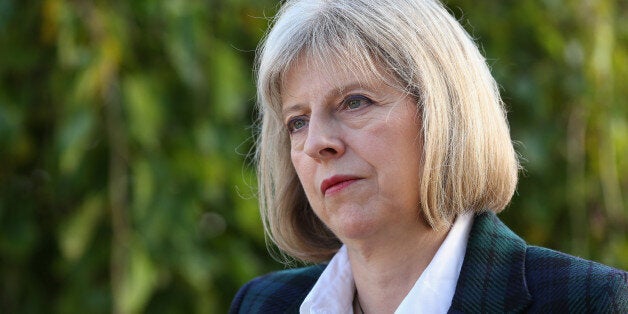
[279, 53, 400, 105]
[282, 57, 365, 94]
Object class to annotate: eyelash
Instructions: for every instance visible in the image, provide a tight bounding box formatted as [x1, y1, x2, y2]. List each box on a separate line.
[287, 116, 308, 133]
[342, 94, 373, 110]
[285, 94, 374, 134]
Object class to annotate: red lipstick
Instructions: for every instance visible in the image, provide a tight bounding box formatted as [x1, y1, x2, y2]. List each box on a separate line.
[320, 175, 360, 196]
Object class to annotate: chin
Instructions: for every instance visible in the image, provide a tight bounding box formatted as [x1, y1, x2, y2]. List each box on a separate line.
[332, 214, 380, 240]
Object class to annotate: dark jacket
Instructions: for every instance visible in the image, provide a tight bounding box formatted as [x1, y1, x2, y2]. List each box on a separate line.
[230, 212, 628, 313]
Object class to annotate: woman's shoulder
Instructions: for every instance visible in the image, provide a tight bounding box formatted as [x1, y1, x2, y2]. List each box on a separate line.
[525, 245, 628, 312]
[229, 264, 326, 314]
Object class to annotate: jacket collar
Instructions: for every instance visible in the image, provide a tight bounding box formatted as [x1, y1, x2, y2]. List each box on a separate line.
[284, 212, 532, 312]
[448, 212, 532, 313]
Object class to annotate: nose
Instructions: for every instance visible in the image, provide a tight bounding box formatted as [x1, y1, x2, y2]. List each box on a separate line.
[303, 114, 345, 161]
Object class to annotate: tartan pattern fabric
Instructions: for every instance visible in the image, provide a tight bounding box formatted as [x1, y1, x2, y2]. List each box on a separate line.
[523, 246, 628, 312]
[448, 212, 531, 313]
[449, 212, 628, 313]
[230, 264, 326, 313]
[231, 213, 628, 313]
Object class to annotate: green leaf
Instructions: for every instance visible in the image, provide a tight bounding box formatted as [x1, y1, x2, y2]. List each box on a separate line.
[58, 109, 94, 175]
[58, 193, 103, 261]
[118, 241, 158, 314]
[209, 40, 248, 122]
[131, 158, 155, 222]
[123, 75, 164, 149]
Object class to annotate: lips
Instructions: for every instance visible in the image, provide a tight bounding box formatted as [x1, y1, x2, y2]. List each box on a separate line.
[320, 175, 361, 195]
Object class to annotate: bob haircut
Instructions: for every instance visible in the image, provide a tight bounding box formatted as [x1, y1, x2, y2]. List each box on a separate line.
[255, 0, 519, 263]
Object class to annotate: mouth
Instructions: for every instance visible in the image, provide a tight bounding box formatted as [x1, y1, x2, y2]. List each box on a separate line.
[320, 175, 361, 196]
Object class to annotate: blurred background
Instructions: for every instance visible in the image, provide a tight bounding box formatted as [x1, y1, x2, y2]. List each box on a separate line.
[0, 0, 626, 313]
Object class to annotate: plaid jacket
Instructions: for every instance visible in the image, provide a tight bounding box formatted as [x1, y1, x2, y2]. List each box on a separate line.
[230, 212, 628, 313]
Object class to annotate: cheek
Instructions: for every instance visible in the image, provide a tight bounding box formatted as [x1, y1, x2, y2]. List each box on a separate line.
[289, 134, 305, 152]
[364, 123, 422, 197]
[290, 151, 316, 192]
[392, 125, 422, 175]
[290, 150, 305, 174]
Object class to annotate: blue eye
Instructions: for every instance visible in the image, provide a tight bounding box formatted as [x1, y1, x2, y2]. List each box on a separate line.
[344, 95, 372, 110]
[287, 117, 307, 133]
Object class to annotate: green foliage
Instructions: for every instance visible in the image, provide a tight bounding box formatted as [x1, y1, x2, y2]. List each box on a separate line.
[0, 0, 625, 313]
[445, 0, 627, 267]
[1, 0, 279, 313]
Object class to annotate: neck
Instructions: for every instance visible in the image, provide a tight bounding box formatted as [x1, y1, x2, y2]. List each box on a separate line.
[346, 220, 449, 313]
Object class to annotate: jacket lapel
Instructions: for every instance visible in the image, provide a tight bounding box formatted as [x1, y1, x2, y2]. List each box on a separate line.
[448, 212, 532, 313]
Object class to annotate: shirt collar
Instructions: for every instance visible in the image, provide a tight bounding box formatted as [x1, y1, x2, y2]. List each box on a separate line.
[300, 212, 474, 314]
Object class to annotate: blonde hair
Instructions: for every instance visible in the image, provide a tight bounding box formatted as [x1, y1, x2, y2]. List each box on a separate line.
[255, 0, 519, 263]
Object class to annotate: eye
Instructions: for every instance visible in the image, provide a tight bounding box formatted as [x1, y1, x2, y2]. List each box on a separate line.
[343, 95, 372, 110]
[287, 116, 308, 133]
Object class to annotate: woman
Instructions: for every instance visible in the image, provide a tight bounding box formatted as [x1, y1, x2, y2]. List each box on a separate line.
[231, 0, 628, 312]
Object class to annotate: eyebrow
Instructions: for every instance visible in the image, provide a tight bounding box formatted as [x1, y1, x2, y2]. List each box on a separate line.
[281, 81, 373, 118]
[281, 103, 308, 120]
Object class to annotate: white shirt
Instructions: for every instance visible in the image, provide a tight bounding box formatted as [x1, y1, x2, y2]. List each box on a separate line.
[300, 212, 474, 314]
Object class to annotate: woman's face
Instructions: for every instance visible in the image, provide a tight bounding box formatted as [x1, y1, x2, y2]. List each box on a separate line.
[281, 57, 425, 242]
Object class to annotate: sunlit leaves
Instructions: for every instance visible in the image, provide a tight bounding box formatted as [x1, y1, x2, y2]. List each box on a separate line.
[208, 40, 249, 122]
[2, 0, 279, 312]
[124, 75, 164, 149]
[117, 241, 159, 314]
[58, 193, 104, 261]
[58, 110, 94, 174]
[448, 0, 627, 265]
